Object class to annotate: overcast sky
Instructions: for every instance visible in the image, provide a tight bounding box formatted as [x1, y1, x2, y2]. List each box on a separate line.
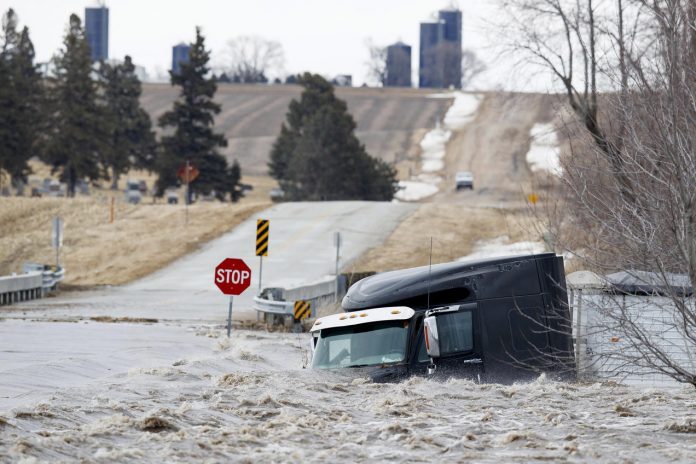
[2, 0, 553, 90]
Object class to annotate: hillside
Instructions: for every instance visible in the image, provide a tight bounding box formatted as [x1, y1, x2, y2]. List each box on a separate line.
[140, 83, 453, 176]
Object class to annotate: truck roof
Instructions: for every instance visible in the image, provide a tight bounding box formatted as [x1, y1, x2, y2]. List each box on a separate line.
[310, 306, 415, 333]
[342, 253, 561, 311]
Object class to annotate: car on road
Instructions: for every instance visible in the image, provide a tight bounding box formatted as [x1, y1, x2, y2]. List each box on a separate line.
[455, 171, 474, 190]
[270, 188, 285, 202]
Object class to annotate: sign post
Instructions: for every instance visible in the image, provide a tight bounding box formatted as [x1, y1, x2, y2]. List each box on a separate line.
[227, 296, 234, 337]
[256, 219, 269, 294]
[52, 216, 63, 269]
[177, 162, 200, 225]
[214, 258, 252, 337]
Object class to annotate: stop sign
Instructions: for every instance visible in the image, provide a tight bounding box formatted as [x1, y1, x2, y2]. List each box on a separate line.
[214, 258, 252, 295]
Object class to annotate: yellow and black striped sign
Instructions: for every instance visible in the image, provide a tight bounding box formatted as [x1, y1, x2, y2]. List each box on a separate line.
[256, 219, 269, 256]
[294, 300, 311, 320]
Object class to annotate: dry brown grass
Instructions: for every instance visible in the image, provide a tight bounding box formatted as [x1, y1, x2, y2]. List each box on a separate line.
[0, 195, 269, 287]
[348, 204, 540, 273]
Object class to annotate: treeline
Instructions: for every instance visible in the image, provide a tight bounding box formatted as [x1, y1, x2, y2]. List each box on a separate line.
[0, 9, 241, 200]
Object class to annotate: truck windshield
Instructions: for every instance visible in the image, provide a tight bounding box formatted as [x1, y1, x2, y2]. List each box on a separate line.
[312, 320, 409, 369]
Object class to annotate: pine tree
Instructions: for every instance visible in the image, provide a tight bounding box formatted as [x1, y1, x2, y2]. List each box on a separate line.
[100, 56, 156, 189]
[43, 14, 105, 196]
[157, 27, 241, 201]
[0, 9, 42, 193]
[269, 73, 396, 201]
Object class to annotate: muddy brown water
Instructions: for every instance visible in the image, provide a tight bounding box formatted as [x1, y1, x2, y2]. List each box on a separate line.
[1, 329, 695, 463]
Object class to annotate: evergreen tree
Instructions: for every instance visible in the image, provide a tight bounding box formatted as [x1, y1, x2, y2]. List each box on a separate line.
[157, 27, 241, 201]
[100, 56, 156, 189]
[43, 14, 105, 196]
[0, 9, 42, 192]
[269, 73, 396, 201]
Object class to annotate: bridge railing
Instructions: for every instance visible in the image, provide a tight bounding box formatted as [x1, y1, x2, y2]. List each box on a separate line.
[0, 264, 65, 306]
[252, 276, 341, 319]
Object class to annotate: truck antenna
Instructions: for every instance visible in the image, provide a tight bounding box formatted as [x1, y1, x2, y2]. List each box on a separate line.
[427, 237, 433, 310]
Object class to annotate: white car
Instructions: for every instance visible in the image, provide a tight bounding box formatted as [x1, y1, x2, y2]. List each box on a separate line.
[455, 171, 474, 190]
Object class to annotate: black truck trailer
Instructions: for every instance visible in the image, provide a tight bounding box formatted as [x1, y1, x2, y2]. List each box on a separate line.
[309, 253, 575, 383]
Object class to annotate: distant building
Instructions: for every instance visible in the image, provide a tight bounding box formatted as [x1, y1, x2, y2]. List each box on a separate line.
[419, 20, 445, 88]
[84, 6, 109, 62]
[419, 8, 463, 89]
[386, 42, 411, 87]
[171, 43, 190, 75]
[438, 8, 463, 89]
[332, 75, 352, 87]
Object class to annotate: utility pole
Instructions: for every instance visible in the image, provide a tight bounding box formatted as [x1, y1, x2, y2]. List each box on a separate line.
[185, 159, 190, 226]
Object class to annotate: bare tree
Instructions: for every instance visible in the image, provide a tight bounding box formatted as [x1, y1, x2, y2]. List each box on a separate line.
[224, 35, 284, 83]
[460, 49, 487, 89]
[512, 0, 696, 385]
[364, 38, 387, 86]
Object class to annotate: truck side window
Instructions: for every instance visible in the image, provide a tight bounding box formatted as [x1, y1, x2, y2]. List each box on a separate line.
[438, 310, 474, 355]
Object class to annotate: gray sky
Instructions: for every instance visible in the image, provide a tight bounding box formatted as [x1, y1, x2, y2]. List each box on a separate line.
[3, 0, 551, 90]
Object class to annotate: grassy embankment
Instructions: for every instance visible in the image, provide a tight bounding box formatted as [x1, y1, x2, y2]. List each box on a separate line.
[349, 204, 541, 273]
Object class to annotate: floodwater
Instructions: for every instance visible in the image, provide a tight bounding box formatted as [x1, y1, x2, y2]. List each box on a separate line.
[1, 325, 695, 463]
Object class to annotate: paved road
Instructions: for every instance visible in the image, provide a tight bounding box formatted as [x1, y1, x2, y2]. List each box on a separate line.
[433, 93, 553, 208]
[2, 202, 415, 324]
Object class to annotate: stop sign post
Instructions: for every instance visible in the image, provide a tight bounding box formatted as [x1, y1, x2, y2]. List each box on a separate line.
[214, 258, 252, 337]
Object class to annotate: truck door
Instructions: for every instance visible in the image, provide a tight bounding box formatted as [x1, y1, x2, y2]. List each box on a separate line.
[478, 295, 550, 381]
[414, 303, 483, 379]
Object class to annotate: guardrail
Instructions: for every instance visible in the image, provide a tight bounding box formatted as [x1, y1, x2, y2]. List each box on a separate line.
[252, 272, 378, 325]
[0, 264, 64, 306]
[253, 276, 340, 321]
[252, 297, 294, 315]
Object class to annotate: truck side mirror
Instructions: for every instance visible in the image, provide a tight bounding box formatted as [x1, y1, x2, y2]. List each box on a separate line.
[424, 315, 440, 358]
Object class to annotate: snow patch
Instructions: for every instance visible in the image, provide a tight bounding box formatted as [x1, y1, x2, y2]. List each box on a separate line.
[399, 93, 483, 200]
[394, 180, 439, 202]
[419, 125, 451, 173]
[458, 235, 546, 262]
[426, 92, 456, 99]
[394, 174, 442, 202]
[443, 93, 482, 131]
[526, 123, 562, 176]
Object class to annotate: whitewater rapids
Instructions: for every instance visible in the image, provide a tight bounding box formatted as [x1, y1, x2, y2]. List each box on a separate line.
[1, 326, 695, 463]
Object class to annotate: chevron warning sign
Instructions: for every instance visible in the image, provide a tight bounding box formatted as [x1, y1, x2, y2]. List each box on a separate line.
[256, 219, 269, 256]
[294, 300, 311, 320]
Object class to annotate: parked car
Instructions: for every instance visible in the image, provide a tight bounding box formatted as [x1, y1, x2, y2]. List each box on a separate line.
[45, 180, 66, 197]
[165, 188, 179, 204]
[455, 171, 474, 190]
[270, 188, 285, 202]
[125, 179, 142, 204]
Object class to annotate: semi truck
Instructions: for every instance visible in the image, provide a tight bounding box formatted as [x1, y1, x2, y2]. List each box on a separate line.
[310, 253, 574, 383]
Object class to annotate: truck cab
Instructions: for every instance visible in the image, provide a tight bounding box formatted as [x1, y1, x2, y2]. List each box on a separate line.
[310, 253, 574, 383]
